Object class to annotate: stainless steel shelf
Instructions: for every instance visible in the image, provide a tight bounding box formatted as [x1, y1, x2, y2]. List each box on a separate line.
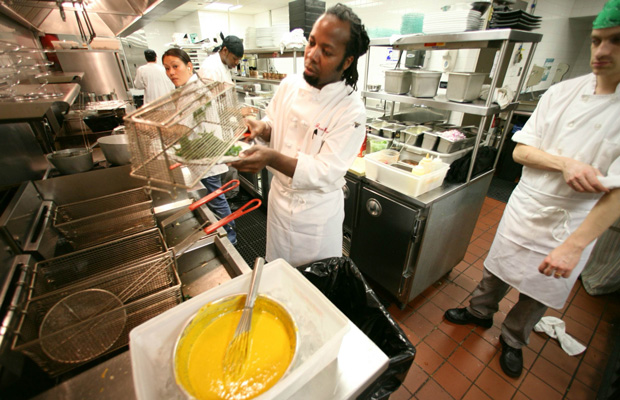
[244, 47, 304, 59]
[370, 29, 542, 50]
[362, 91, 517, 116]
[234, 76, 283, 85]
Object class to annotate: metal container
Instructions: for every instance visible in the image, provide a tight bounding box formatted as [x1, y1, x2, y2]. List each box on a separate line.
[446, 72, 487, 102]
[98, 134, 132, 165]
[409, 70, 442, 98]
[46, 148, 94, 175]
[384, 69, 412, 94]
[436, 133, 476, 153]
[402, 125, 431, 147]
[420, 132, 440, 151]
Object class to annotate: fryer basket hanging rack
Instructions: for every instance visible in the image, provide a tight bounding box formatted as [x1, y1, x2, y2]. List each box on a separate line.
[124, 78, 247, 190]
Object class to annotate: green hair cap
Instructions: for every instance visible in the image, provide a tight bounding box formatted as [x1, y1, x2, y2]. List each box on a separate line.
[593, 0, 620, 29]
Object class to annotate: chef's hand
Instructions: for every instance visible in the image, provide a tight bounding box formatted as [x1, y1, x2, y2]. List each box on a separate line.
[562, 159, 608, 193]
[244, 118, 271, 142]
[229, 145, 275, 173]
[538, 241, 583, 279]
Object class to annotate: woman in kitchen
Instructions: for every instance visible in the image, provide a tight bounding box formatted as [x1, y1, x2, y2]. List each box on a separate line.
[161, 48, 237, 245]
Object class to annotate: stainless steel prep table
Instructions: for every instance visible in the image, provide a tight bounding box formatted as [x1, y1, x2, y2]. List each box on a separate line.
[32, 322, 389, 400]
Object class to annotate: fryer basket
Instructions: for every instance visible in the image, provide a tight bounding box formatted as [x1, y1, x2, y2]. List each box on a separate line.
[124, 78, 246, 189]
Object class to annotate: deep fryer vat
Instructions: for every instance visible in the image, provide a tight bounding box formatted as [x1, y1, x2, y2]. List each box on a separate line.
[30, 228, 167, 297]
[124, 78, 246, 189]
[13, 285, 182, 376]
[53, 188, 157, 251]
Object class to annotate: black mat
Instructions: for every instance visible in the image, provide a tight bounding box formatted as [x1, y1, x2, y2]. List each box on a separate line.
[487, 176, 517, 203]
[230, 190, 267, 267]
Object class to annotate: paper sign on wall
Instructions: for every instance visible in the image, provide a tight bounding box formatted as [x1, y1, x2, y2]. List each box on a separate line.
[541, 58, 554, 81]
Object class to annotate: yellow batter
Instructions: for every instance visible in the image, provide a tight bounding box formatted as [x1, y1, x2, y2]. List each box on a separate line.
[175, 297, 295, 400]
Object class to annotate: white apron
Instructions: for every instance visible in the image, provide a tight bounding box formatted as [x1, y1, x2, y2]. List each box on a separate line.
[266, 179, 344, 266]
[485, 182, 598, 309]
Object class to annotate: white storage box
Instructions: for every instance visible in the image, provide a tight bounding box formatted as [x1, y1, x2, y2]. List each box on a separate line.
[130, 259, 350, 400]
[364, 151, 450, 197]
[409, 70, 442, 97]
[446, 72, 487, 102]
[384, 69, 412, 94]
[400, 144, 471, 165]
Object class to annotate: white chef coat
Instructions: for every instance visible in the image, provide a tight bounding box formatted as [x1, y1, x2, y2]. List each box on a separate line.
[485, 73, 620, 309]
[133, 63, 174, 104]
[262, 75, 366, 266]
[198, 53, 233, 84]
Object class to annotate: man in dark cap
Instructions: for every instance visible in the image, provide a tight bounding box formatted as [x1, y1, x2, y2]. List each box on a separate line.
[198, 33, 244, 84]
[134, 49, 174, 104]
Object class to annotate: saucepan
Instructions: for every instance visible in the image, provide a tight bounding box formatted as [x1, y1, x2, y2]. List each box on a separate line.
[46, 148, 94, 174]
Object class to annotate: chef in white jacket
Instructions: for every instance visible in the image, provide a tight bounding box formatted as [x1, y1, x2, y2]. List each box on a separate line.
[198, 33, 243, 84]
[134, 49, 174, 105]
[445, 0, 620, 379]
[230, 4, 369, 266]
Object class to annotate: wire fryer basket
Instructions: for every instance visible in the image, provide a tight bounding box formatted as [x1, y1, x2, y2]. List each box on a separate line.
[124, 77, 246, 189]
[30, 228, 167, 297]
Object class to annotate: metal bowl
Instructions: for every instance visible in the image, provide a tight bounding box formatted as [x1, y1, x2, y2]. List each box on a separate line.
[47, 148, 94, 174]
[97, 134, 131, 165]
[173, 294, 298, 399]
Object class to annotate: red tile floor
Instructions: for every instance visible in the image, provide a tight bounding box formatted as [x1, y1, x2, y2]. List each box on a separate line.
[385, 197, 620, 400]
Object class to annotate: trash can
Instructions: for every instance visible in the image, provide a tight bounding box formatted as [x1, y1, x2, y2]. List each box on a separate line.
[297, 257, 416, 400]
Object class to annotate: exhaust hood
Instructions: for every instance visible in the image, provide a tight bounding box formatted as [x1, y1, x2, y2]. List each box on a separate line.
[0, 0, 191, 38]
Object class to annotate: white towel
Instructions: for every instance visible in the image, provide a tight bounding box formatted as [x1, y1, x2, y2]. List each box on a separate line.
[480, 85, 515, 109]
[279, 29, 307, 54]
[533, 316, 586, 356]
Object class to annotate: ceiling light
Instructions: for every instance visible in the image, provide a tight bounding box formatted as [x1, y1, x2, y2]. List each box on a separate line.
[229, 4, 243, 11]
[203, 2, 234, 11]
[343, 0, 383, 8]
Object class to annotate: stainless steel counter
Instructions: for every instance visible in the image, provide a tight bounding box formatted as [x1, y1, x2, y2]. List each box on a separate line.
[32, 322, 388, 400]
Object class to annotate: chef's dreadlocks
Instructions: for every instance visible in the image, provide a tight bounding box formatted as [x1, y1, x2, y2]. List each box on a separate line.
[326, 3, 370, 91]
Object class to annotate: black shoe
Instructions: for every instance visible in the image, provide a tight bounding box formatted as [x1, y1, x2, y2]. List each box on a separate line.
[444, 308, 493, 329]
[499, 336, 523, 378]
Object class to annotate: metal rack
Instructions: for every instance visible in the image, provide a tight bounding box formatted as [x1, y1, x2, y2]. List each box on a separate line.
[362, 28, 542, 184]
[351, 29, 543, 307]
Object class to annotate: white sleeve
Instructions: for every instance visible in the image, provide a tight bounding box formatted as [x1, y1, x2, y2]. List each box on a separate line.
[134, 68, 145, 89]
[512, 84, 558, 148]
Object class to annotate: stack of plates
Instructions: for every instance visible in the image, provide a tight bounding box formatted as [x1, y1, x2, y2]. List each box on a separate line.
[271, 24, 289, 48]
[423, 10, 482, 34]
[489, 9, 541, 31]
[256, 27, 273, 48]
[401, 13, 424, 34]
[245, 27, 256, 50]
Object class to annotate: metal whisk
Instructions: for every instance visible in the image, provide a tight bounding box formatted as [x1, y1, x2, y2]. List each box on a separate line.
[222, 257, 265, 378]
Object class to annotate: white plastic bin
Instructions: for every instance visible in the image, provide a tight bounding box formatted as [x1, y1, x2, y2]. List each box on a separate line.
[130, 259, 350, 400]
[446, 72, 487, 102]
[400, 144, 471, 165]
[409, 70, 442, 97]
[364, 151, 450, 197]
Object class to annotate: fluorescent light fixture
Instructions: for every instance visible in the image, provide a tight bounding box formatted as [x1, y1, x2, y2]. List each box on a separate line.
[203, 2, 234, 11]
[343, 0, 383, 8]
[229, 4, 243, 11]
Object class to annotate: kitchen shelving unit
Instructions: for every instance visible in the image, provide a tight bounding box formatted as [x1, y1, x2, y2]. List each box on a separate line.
[348, 29, 542, 307]
[179, 44, 209, 71]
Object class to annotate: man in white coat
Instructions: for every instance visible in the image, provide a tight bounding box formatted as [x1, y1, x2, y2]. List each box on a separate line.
[445, 0, 620, 379]
[198, 33, 244, 84]
[230, 4, 369, 267]
[133, 49, 174, 105]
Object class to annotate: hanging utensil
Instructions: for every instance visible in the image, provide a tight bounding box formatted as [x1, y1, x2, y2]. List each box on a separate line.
[222, 257, 265, 378]
[160, 179, 240, 227]
[174, 198, 261, 255]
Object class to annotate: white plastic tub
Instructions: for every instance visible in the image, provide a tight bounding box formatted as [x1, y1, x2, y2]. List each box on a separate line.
[130, 259, 350, 400]
[446, 72, 487, 102]
[364, 151, 450, 197]
[409, 70, 442, 97]
[400, 144, 471, 165]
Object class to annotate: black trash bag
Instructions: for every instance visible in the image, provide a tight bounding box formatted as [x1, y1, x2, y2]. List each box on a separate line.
[445, 146, 498, 183]
[296, 257, 416, 400]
